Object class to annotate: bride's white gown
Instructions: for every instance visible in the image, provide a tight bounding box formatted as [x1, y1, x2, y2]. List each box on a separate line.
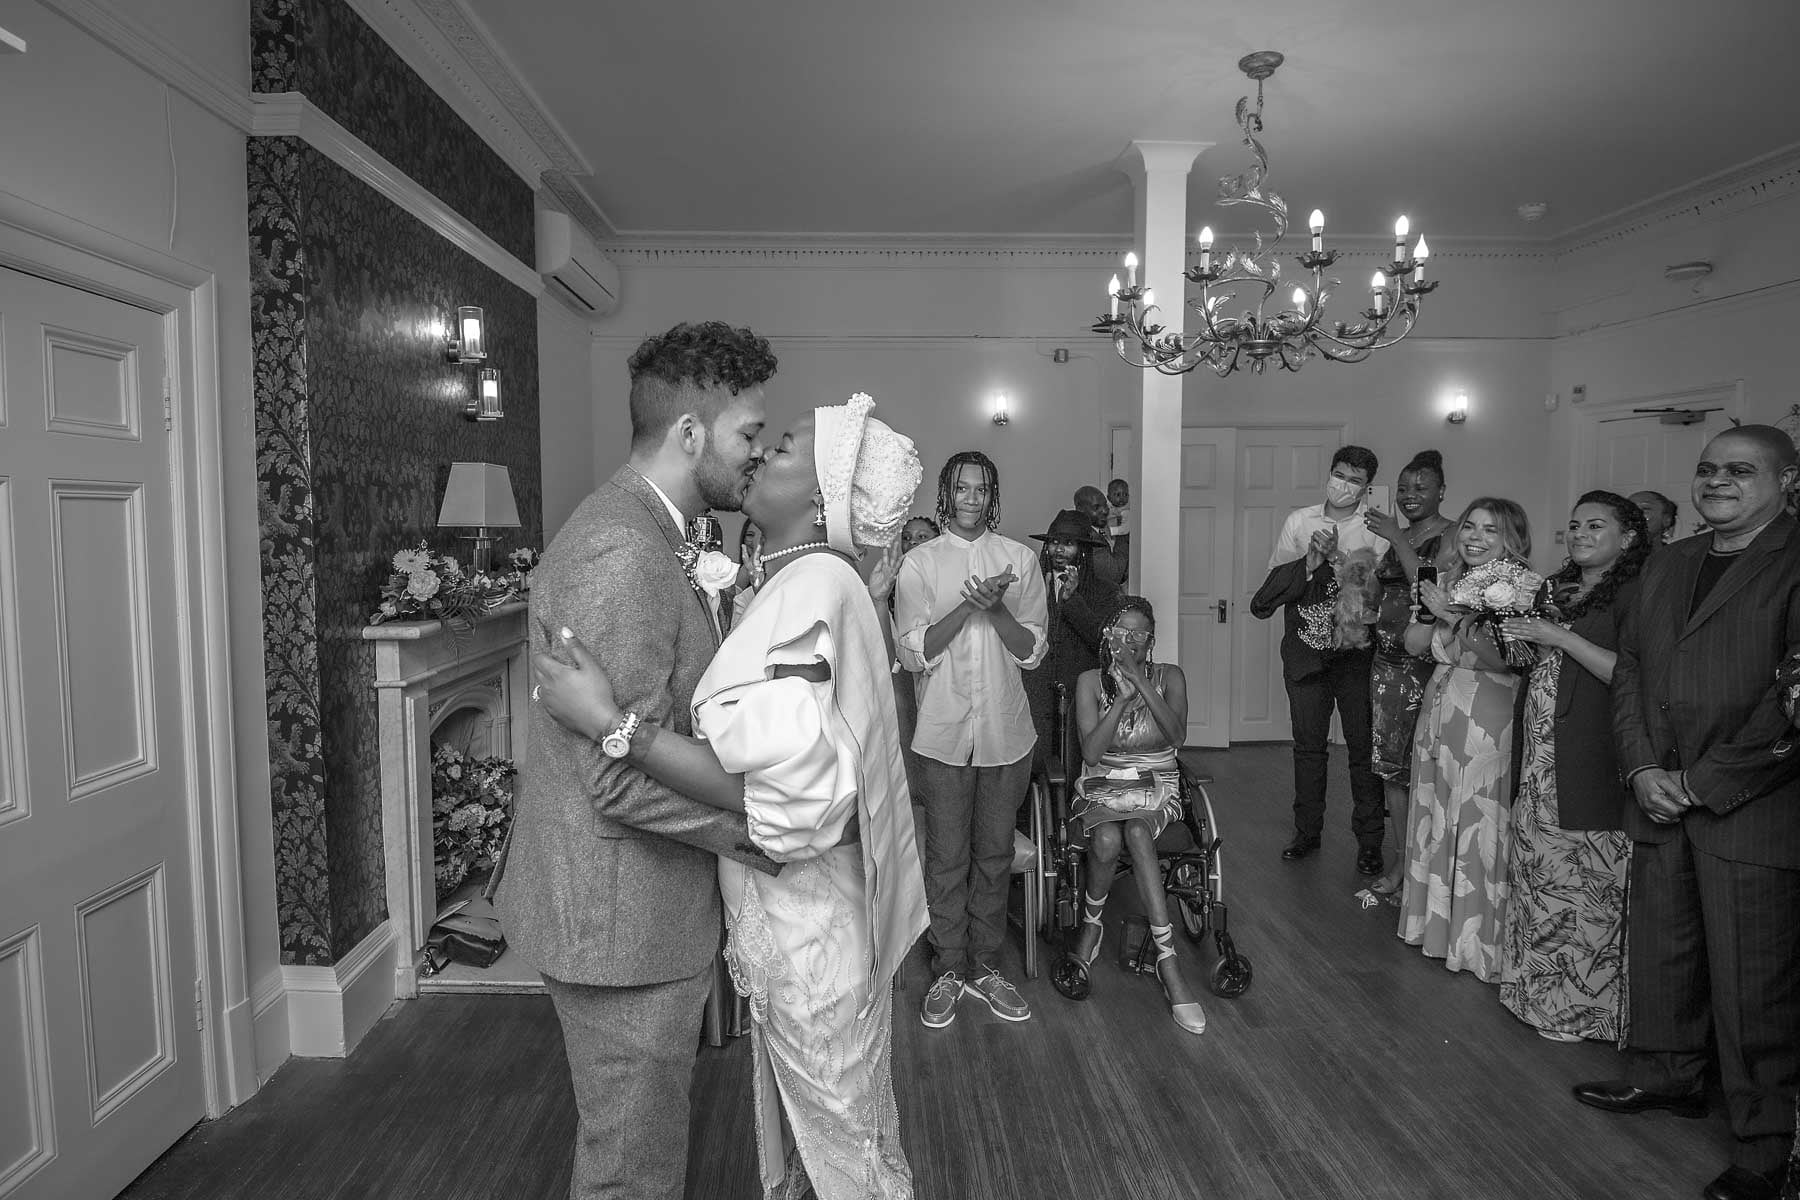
[693, 554, 929, 1200]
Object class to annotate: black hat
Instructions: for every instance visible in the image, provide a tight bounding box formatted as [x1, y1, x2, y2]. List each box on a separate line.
[1029, 509, 1107, 546]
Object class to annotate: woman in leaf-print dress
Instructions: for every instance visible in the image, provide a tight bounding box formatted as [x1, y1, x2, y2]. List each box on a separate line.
[1493, 491, 1648, 1041]
[1397, 498, 1532, 981]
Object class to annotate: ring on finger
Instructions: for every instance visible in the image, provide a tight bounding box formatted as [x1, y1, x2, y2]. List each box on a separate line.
[531, 684, 541, 702]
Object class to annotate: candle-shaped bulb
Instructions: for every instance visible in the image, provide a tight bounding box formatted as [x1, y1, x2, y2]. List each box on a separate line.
[1108, 274, 1121, 318]
[1394, 215, 1410, 239]
[1393, 215, 1410, 264]
[1413, 236, 1430, 285]
[1370, 271, 1387, 315]
[1198, 226, 1214, 248]
[1291, 286, 1308, 312]
[1309, 209, 1324, 254]
[1142, 287, 1156, 310]
[1123, 251, 1139, 287]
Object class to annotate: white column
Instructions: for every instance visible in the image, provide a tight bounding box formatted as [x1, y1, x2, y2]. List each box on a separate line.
[1121, 140, 1209, 668]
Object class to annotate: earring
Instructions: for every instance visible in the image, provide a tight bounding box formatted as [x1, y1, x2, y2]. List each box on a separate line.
[812, 495, 827, 527]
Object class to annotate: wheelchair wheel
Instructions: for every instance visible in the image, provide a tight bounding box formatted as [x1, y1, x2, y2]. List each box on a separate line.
[1167, 859, 1210, 944]
[1209, 953, 1253, 999]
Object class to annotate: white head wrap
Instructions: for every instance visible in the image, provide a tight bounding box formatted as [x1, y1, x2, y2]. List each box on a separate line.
[813, 392, 922, 558]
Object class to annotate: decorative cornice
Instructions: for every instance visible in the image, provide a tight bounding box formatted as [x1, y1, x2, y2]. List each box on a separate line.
[37, 0, 252, 130]
[251, 93, 542, 297]
[1550, 140, 1800, 257]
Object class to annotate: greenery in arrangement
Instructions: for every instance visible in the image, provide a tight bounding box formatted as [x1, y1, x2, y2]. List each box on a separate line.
[369, 542, 536, 626]
[431, 742, 516, 901]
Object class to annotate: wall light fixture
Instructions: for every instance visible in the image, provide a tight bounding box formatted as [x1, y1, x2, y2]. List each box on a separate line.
[445, 305, 487, 364]
[992, 391, 1010, 426]
[465, 368, 504, 422]
[1446, 390, 1469, 424]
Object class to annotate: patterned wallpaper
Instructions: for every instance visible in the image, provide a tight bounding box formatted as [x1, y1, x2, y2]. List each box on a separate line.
[249, 10, 543, 962]
[252, 0, 535, 264]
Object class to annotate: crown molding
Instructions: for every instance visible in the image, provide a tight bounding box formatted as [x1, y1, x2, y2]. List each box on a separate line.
[37, 0, 252, 130]
[251, 93, 542, 297]
[1550, 140, 1800, 257]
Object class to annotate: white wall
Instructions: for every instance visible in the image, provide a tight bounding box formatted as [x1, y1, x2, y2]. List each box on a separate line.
[537, 296, 597, 537]
[0, 1, 280, 1076]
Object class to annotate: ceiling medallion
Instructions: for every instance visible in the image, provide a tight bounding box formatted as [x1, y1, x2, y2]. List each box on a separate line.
[1094, 51, 1437, 376]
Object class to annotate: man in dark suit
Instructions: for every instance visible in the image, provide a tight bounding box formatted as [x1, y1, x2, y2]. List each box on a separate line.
[498, 322, 780, 1200]
[1577, 425, 1800, 1200]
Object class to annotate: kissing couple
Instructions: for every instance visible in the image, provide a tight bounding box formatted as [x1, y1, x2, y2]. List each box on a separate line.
[495, 320, 930, 1200]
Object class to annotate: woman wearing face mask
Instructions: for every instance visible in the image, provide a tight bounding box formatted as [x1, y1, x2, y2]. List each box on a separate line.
[1493, 491, 1649, 1041]
[1356, 450, 1454, 903]
[1053, 596, 1205, 1034]
[1398, 497, 1532, 980]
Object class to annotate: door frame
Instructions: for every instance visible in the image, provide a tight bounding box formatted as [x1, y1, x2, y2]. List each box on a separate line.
[1568, 379, 1745, 517]
[0, 189, 254, 1115]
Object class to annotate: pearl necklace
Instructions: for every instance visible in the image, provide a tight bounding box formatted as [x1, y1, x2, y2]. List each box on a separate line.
[752, 540, 832, 587]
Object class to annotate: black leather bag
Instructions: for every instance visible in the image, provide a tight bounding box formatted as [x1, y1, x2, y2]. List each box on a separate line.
[422, 901, 506, 974]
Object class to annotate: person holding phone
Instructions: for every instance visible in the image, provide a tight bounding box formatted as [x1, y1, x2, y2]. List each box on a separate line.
[1024, 508, 1120, 773]
[896, 450, 1049, 1029]
[1358, 450, 1454, 902]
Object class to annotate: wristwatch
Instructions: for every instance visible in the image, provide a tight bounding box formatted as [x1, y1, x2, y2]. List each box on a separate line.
[601, 711, 641, 759]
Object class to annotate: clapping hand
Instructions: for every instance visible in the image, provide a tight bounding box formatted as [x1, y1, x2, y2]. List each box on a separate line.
[1363, 508, 1405, 543]
[962, 565, 1016, 611]
[1306, 526, 1338, 571]
[1417, 580, 1460, 624]
[1053, 564, 1079, 602]
[1498, 615, 1566, 648]
[531, 627, 619, 742]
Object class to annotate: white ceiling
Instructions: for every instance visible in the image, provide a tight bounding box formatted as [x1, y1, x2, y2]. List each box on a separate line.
[464, 0, 1800, 241]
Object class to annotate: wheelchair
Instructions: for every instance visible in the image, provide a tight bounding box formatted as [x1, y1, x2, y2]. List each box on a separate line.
[1029, 684, 1252, 1001]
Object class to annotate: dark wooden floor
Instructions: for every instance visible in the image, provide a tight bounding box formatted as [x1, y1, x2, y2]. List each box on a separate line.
[122, 745, 1722, 1200]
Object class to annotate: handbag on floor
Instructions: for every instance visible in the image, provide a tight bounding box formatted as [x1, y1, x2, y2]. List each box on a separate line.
[422, 899, 506, 974]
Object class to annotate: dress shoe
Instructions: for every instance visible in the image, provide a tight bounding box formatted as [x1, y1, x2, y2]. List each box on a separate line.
[1571, 1080, 1707, 1118]
[1702, 1165, 1785, 1200]
[1280, 836, 1321, 861]
[1355, 847, 1383, 876]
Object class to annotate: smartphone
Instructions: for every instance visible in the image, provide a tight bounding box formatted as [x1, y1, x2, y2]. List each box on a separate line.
[1416, 565, 1438, 587]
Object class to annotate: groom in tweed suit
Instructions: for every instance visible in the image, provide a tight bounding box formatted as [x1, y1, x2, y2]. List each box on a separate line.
[497, 322, 779, 1200]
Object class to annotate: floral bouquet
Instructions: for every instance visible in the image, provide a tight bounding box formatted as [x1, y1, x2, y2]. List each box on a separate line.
[430, 742, 515, 901]
[369, 542, 517, 626]
[1446, 558, 1548, 666]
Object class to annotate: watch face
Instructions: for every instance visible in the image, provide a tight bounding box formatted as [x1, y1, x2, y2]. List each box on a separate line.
[602, 733, 628, 759]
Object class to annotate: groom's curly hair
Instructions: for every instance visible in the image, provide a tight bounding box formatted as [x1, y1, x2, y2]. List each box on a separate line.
[627, 322, 777, 450]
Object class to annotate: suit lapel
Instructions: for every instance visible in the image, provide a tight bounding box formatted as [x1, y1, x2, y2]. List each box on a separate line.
[609, 467, 722, 649]
[1681, 513, 1795, 640]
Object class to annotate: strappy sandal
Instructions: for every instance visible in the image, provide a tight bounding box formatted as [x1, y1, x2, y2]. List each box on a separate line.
[1151, 924, 1207, 1035]
[1051, 891, 1106, 1001]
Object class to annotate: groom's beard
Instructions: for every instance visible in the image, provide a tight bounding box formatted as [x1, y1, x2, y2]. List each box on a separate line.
[695, 444, 754, 512]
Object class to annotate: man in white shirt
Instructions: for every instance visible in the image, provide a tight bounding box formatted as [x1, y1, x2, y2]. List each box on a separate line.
[1250, 445, 1391, 874]
[896, 451, 1048, 1029]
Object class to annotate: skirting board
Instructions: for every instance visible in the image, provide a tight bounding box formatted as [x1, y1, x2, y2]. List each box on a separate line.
[278, 920, 398, 1058]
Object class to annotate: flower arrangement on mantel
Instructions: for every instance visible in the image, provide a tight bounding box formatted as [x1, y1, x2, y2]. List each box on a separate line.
[368, 542, 537, 627]
[432, 742, 515, 901]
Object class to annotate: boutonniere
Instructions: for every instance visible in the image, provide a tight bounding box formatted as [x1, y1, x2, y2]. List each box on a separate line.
[676, 541, 740, 599]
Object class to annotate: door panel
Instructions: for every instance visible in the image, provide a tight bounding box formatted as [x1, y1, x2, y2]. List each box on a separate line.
[1177, 429, 1235, 747]
[0, 267, 202, 1200]
[1590, 408, 1725, 540]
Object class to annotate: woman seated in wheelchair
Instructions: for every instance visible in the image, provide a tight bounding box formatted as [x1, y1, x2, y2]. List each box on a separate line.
[1055, 595, 1206, 1035]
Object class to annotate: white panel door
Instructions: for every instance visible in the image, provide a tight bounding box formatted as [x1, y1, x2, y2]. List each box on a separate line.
[1230, 427, 1342, 742]
[1590, 409, 1727, 539]
[1177, 429, 1236, 747]
[0, 268, 203, 1200]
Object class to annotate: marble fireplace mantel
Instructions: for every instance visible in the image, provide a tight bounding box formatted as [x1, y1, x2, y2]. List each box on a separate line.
[365, 602, 530, 1000]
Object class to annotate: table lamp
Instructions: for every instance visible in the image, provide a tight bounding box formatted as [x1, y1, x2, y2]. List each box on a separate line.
[437, 461, 520, 574]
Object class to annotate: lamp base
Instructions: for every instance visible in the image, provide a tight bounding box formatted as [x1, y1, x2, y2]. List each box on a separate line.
[462, 531, 495, 575]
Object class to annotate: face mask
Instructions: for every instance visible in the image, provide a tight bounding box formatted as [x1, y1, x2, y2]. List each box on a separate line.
[1325, 477, 1364, 508]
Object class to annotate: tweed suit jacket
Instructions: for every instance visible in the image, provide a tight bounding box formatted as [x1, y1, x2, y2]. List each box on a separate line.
[1612, 512, 1800, 869]
[497, 466, 776, 987]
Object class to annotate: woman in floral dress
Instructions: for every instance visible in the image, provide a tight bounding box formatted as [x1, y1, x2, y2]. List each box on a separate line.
[1494, 491, 1648, 1040]
[1360, 449, 1453, 902]
[1397, 497, 1532, 980]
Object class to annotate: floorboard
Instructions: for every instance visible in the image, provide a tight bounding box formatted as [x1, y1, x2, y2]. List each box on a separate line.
[120, 745, 1723, 1200]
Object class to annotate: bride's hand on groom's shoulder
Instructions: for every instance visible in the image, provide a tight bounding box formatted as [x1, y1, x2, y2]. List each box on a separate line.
[531, 627, 618, 742]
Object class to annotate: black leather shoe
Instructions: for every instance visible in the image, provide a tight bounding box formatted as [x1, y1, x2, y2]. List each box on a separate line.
[1280, 836, 1321, 861]
[1355, 847, 1383, 876]
[1571, 1080, 1707, 1118]
[1702, 1165, 1784, 1200]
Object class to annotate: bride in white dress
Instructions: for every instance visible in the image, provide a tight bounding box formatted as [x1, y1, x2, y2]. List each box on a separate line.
[532, 393, 929, 1200]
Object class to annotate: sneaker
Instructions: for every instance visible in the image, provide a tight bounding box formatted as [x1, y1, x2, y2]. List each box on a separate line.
[967, 967, 1031, 1022]
[920, 971, 963, 1028]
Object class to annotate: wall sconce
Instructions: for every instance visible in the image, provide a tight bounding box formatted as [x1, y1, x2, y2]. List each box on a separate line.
[465, 368, 504, 421]
[1446, 390, 1469, 425]
[992, 391, 1010, 426]
[445, 305, 487, 363]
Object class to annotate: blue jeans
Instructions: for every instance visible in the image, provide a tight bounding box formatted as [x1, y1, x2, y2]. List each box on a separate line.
[916, 753, 1033, 978]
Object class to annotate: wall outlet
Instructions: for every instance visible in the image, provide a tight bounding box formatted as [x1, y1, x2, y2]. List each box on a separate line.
[1052, 348, 1070, 364]
[1572, 384, 1587, 402]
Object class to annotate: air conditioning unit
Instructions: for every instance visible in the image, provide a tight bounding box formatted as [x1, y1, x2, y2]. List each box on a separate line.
[536, 209, 620, 317]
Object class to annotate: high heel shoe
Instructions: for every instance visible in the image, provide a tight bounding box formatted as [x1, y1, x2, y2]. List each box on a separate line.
[1150, 924, 1206, 1036]
[1051, 891, 1106, 1001]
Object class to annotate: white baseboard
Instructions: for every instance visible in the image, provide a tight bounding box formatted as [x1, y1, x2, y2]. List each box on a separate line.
[251, 968, 290, 1084]
[280, 920, 398, 1058]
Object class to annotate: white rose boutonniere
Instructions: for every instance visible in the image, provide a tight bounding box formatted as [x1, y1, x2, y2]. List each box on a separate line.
[691, 549, 739, 597]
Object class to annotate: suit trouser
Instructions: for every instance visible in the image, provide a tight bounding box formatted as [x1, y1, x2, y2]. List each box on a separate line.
[1284, 648, 1384, 848]
[917, 753, 1033, 978]
[1624, 833, 1800, 1174]
[544, 964, 715, 1200]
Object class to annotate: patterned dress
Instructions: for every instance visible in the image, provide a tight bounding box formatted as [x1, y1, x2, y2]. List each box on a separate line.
[1496, 645, 1630, 1039]
[1398, 621, 1523, 980]
[1071, 664, 1183, 839]
[1369, 535, 1443, 782]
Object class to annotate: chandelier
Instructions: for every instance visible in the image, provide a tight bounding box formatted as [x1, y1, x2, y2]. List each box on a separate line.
[1093, 51, 1436, 376]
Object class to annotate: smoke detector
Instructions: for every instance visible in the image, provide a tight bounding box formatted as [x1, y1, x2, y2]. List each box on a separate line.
[1664, 261, 1714, 282]
[1516, 202, 1549, 223]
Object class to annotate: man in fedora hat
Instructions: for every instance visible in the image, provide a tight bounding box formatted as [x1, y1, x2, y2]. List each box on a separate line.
[1026, 508, 1122, 770]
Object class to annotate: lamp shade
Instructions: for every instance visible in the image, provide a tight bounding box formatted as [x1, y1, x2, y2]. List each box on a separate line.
[437, 462, 521, 529]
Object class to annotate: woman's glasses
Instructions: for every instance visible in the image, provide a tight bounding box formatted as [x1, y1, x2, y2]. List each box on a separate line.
[1110, 629, 1152, 646]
